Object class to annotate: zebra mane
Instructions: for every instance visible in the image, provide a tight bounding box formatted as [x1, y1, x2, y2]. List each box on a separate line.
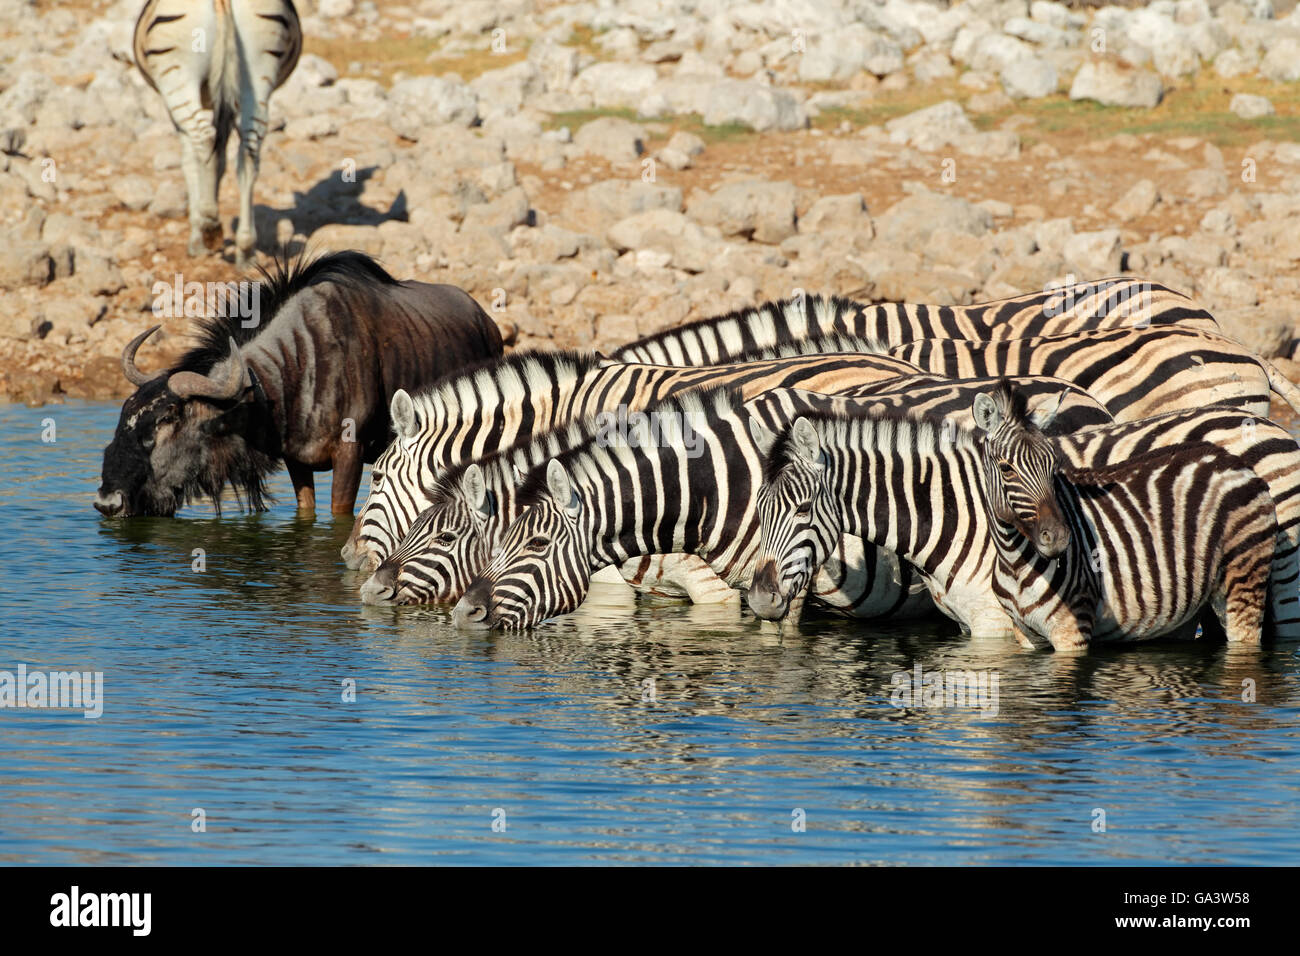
[514, 385, 747, 508]
[410, 348, 606, 412]
[180, 248, 398, 374]
[763, 405, 976, 483]
[429, 418, 594, 505]
[615, 293, 865, 355]
[736, 332, 886, 362]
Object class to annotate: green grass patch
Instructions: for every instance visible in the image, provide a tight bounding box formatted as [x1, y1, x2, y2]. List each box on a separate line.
[543, 109, 757, 146]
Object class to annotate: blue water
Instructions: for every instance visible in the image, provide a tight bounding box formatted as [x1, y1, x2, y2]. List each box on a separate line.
[1, 400, 1298, 865]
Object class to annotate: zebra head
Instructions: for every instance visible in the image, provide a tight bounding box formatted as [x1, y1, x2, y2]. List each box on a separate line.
[452, 459, 590, 630]
[973, 383, 1071, 559]
[359, 463, 499, 605]
[343, 389, 433, 572]
[747, 416, 841, 621]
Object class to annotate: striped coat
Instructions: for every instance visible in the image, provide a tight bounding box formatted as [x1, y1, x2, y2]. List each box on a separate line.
[610, 278, 1219, 366]
[342, 348, 931, 572]
[134, 0, 301, 262]
[867, 326, 1300, 421]
[974, 386, 1277, 648]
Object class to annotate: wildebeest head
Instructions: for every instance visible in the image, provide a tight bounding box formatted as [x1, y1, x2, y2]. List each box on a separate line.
[95, 326, 277, 517]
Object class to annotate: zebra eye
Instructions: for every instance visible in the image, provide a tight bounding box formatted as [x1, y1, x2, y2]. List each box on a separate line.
[435, 532, 457, 546]
[794, 503, 811, 518]
[527, 536, 550, 552]
[997, 461, 1016, 477]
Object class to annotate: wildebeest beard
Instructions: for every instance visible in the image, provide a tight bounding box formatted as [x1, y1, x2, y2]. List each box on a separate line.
[98, 375, 281, 517]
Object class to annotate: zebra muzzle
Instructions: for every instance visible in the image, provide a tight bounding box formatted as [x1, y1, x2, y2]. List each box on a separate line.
[452, 582, 497, 630]
[360, 564, 398, 605]
[746, 560, 788, 621]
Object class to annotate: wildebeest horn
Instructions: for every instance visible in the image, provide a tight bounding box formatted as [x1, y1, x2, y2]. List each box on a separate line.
[121, 325, 163, 386]
[167, 338, 249, 401]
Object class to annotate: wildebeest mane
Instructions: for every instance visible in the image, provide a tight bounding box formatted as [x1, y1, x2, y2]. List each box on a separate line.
[179, 249, 399, 374]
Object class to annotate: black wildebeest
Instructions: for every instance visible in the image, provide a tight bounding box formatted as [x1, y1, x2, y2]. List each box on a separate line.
[94, 250, 503, 517]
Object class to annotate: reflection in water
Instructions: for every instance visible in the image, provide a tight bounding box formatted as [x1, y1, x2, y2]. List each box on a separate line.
[1, 401, 1298, 864]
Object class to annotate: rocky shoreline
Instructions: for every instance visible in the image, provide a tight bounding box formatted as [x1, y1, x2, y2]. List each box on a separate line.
[2, 0, 1299, 404]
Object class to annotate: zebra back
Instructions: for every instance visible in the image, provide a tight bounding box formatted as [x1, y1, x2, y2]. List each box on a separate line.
[608, 278, 1219, 366]
[885, 326, 1294, 421]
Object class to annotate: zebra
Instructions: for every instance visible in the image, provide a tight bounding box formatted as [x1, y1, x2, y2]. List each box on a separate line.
[766, 374, 1115, 434]
[746, 408, 1019, 637]
[747, 390, 1297, 645]
[375, 377, 1110, 612]
[609, 277, 1220, 366]
[789, 326, 1300, 422]
[449, 387, 1009, 631]
[133, 0, 302, 263]
[972, 384, 1278, 649]
[341, 347, 933, 573]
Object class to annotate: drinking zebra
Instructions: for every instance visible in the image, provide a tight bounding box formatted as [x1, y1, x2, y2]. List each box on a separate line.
[747, 391, 1296, 645]
[746, 408, 1019, 636]
[972, 384, 1278, 649]
[384, 379, 1106, 623]
[610, 278, 1219, 366]
[341, 348, 932, 573]
[134, 0, 302, 263]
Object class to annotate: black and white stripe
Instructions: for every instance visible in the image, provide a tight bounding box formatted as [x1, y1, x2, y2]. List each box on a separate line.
[807, 326, 1300, 422]
[134, 0, 301, 262]
[973, 384, 1278, 649]
[747, 409, 1013, 636]
[446, 387, 981, 631]
[610, 278, 1220, 366]
[345, 348, 930, 572]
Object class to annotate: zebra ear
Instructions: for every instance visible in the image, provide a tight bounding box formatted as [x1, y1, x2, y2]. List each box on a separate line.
[546, 459, 580, 516]
[748, 415, 777, 456]
[1027, 390, 1069, 433]
[973, 393, 1001, 434]
[463, 463, 493, 517]
[391, 389, 418, 439]
[791, 417, 823, 466]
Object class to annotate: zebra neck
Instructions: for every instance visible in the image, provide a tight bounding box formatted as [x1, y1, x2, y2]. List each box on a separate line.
[826, 425, 987, 576]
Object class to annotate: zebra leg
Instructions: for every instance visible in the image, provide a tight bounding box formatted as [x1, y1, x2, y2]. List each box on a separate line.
[173, 103, 223, 256]
[285, 459, 314, 511]
[1215, 558, 1270, 646]
[233, 120, 264, 265]
[650, 554, 738, 604]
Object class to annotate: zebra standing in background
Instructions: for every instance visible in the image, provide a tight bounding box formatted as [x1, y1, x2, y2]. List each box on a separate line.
[798, 326, 1300, 422]
[341, 348, 931, 573]
[134, 0, 302, 263]
[972, 384, 1278, 649]
[610, 278, 1220, 366]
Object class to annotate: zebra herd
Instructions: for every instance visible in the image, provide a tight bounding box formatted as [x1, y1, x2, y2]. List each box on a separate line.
[346, 277, 1300, 652]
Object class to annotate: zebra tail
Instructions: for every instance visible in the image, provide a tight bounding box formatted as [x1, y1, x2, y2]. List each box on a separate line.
[210, 6, 240, 155]
[1262, 357, 1300, 416]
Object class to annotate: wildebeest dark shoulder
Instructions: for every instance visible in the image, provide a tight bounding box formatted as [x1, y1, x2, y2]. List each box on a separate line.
[95, 250, 503, 517]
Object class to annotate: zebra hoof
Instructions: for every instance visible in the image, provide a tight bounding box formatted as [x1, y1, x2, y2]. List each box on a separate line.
[201, 222, 224, 252]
